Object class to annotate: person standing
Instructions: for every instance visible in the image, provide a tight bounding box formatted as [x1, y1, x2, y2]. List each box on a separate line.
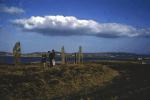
[52, 49, 56, 66]
[48, 51, 53, 67]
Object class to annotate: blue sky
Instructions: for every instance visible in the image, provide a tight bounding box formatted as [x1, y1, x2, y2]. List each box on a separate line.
[0, 0, 150, 54]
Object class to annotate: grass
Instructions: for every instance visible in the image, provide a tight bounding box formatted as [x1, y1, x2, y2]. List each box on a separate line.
[77, 61, 150, 100]
[0, 63, 118, 100]
[1, 61, 149, 100]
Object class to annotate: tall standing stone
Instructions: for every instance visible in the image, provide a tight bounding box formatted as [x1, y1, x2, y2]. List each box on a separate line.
[13, 42, 21, 65]
[61, 46, 65, 64]
[78, 46, 83, 64]
[74, 53, 77, 64]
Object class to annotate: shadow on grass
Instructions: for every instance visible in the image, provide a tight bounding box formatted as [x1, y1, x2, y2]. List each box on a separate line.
[62, 62, 150, 100]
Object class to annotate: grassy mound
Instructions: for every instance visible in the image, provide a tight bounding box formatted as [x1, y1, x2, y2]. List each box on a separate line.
[0, 63, 118, 100]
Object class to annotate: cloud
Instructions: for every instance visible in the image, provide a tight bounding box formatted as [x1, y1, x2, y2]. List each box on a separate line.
[12, 15, 150, 38]
[0, 6, 25, 14]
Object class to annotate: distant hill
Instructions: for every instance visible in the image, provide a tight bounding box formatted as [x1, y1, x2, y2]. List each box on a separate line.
[0, 51, 60, 57]
[0, 51, 150, 59]
[22, 51, 61, 57]
[83, 52, 150, 60]
[0, 51, 12, 56]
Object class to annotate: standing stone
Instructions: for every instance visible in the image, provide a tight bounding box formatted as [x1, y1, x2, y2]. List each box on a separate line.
[74, 53, 77, 64]
[13, 42, 21, 65]
[61, 46, 65, 64]
[78, 46, 83, 64]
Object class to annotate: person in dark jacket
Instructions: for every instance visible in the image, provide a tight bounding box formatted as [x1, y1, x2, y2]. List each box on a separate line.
[48, 51, 53, 67]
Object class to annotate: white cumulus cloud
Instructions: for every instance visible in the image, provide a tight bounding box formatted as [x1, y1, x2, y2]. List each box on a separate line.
[0, 6, 25, 14]
[12, 15, 150, 38]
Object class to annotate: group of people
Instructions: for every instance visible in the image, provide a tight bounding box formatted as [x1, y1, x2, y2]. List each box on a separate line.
[42, 49, 56, 67]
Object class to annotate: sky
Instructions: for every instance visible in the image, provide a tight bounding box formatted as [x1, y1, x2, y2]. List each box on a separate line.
[0, 0, 150, 54]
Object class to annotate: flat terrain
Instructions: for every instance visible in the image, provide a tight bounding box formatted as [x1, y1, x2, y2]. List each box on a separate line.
[0, 62, 150, 100]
